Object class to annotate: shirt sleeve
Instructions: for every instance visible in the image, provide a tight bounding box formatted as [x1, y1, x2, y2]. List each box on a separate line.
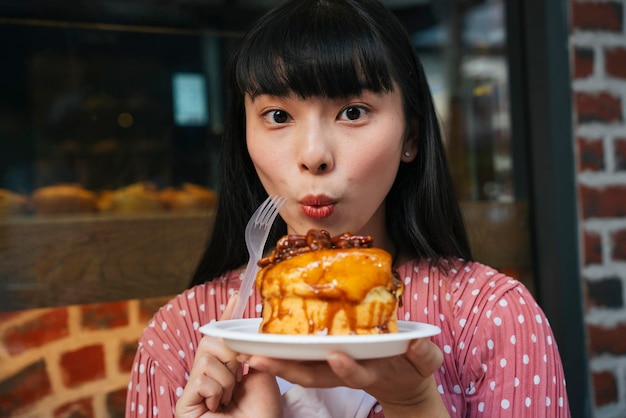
[125, 280, 238, 417]
[457, 277, 570, 417]
[126, 344, 181, 417]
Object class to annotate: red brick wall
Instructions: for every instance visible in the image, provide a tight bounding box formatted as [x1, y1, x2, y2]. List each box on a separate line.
[570, 0, 626, 415]
[0, 297, 169, 417]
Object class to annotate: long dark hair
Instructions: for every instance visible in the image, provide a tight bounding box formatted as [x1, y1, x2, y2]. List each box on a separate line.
[190, 0, 471, 287]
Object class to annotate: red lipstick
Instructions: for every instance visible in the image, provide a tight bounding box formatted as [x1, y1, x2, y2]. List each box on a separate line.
[299, 195, 336, 220]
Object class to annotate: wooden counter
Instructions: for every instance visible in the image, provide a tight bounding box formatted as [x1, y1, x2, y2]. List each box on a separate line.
[0, 201, 532, 312]
[0, 211, 214, 312]
[461, 200, 534, 292]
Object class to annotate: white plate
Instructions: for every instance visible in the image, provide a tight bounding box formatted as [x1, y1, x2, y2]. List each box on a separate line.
[199, 318, 441, 360]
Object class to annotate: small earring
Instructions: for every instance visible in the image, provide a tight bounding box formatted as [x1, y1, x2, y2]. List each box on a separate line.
[403, 151, 411, 157]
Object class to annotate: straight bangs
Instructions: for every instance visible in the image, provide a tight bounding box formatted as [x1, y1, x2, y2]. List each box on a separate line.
[235, 0, 395, 99]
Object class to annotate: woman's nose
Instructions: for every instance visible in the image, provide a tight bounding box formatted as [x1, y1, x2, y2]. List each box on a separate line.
[297, 124, 334, 173]
[300, 156, 332, 173]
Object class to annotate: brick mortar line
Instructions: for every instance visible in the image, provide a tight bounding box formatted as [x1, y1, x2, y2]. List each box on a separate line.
[44, 348, 64, 403]
[575, 132, 616, 172]
[128, 299, 140, 327]
[572, 32, 626, 48]
[573, 77, 626, 91]
[583, 263, 626, 279]
[0, 341, 45, 378]
[0, 323, 145, 380]
[93, 392, 111, 418]
[0, 308, 56, 333]
[588, 354, 626, 416]
[584, 218, 626, 229]
[603, 224, 618, 263]
[586, 306, 626, 325]
[577, 123, 626, 136]
[19, 374, 131, 418]
[104, 335, 130, 384]
[588, 353, 626, 373]
[594, 403, 626, 418]
[605, 135, 618, 172]
[578, 170, 626, 184]
[67, 305, 81, 337]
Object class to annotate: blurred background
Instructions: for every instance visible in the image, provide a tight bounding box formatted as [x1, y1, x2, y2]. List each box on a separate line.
[1, 0, 623, 417]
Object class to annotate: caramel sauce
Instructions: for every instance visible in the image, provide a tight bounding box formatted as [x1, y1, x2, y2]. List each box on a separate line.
[256, 229, 404, 335]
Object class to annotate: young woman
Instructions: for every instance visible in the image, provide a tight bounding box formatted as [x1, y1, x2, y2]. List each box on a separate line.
[126, 1, 570, 417]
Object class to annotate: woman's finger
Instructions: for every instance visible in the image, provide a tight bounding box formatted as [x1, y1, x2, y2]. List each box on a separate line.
[220, 291, 239, 320]
[203, 292, 243, 382]
[176, 370, 229, 414]
[405, 339, 443, 377]
[186, 348, 238, 405]
[197, 335, 242, 381]
[326, 351, 374, 387]
[243, 356, 341, 388]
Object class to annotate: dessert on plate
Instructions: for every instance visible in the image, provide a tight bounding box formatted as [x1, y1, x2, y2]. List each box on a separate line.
[256, 229, 404, 335]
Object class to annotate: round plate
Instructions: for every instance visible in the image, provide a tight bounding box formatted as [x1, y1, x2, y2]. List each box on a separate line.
[199, 318, 441, 360]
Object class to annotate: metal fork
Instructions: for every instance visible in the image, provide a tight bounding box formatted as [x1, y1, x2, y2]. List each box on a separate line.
[231, 195, 286, 319]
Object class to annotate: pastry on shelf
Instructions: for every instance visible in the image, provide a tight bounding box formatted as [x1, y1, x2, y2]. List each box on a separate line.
[160, 183, 217, 212]
[0, 189, 28, 217]
[98, 182, 165, 213]
[31, 184, 98, 215]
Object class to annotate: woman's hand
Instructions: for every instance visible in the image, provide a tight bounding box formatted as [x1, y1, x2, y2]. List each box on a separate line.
[175, 294, 282, 418]
[239, 338, 449, 418]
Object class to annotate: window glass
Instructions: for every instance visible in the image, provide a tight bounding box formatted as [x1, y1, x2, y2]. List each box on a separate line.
[0, 0, 534, 311]
[398, 0, 534, 292]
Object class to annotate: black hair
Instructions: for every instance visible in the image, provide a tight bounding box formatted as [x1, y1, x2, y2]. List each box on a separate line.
[190, 0, 471, 287]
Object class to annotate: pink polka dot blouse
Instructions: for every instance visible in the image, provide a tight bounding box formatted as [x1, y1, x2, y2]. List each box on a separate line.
[126, 259, 571, 417]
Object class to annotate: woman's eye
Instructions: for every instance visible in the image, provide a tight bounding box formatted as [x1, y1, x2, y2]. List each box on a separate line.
[265, 110, 291, 124]
[340, 106, 365, 121]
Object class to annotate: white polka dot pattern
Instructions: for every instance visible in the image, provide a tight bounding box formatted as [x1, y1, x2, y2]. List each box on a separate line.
[124, 261, 570, 417]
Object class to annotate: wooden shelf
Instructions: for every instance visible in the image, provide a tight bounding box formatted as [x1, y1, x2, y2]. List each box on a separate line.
[0, 211, 215, 312]
[0, 201, 532, 312]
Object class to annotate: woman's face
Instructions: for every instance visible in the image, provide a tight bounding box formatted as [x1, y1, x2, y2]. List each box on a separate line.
[245, 87, 416, 248]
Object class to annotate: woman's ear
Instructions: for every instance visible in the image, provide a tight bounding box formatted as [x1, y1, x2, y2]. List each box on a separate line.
[401, 119, 419, 162]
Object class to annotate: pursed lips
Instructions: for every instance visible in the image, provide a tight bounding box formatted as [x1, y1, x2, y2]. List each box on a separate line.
[298, 194, 336, 220]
